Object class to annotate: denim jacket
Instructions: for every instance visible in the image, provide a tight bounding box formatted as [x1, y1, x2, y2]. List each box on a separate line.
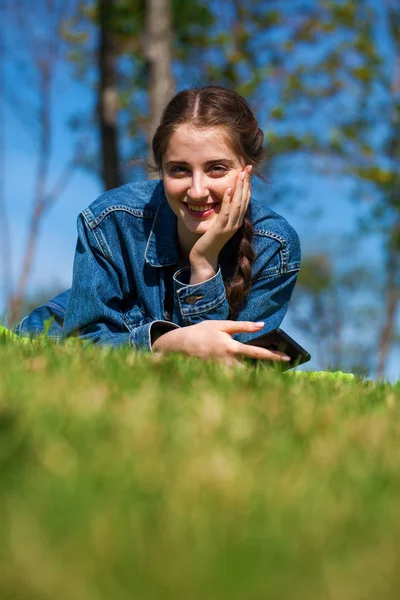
[16, 180, 301, 350]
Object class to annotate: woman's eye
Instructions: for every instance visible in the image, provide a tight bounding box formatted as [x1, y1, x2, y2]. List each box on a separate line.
[170, 165, 188, 174]
[168, 164, 229, 176]
[209, 165, 228, 174]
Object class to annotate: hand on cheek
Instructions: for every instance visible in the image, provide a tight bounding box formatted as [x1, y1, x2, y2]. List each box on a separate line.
[226, 165, 253, 224]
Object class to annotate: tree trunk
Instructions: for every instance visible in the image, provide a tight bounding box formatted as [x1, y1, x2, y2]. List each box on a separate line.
[145, 0, 175, 179]
[98, 0, 120, 190]
[376, 37, 400, 379]
[376, 244, 400, 380]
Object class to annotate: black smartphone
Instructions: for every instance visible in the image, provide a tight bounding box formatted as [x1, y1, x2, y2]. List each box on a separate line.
[244, 328, 311, 371]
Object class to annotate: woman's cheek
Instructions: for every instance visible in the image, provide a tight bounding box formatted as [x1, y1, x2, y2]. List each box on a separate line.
[226, 170, 241, 189]
[212, 177, 234, 198]
[164, 180, 185, 202]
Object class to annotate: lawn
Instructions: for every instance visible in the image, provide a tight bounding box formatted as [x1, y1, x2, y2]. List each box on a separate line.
[1, 337, 400, 599]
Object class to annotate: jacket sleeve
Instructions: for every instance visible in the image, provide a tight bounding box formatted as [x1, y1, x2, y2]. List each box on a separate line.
[172, 265, 230, 326]
[172, 265, 299, 339]
[63, 214, 179, 351]
[171, 227, 300, 340]
[233, 224, 301, 343]
[232, 269, 299, 343]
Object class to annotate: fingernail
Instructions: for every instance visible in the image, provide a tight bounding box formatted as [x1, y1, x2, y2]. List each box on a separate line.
[226, 187, 232, 195]
[282, 355, 291, 361]
[240, 172, 246, 181]
[248, 165, 253, 174]
[255, 322, 264, 327]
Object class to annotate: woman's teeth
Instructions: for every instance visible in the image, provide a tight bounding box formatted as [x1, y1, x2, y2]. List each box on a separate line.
[187, 203, 215, 212]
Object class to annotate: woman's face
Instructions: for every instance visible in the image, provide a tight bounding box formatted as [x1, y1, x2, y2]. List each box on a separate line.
[162, 124, 245, 250]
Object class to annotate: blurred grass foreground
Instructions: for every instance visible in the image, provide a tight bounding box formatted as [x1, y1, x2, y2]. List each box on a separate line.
[1, 338, 400, 600]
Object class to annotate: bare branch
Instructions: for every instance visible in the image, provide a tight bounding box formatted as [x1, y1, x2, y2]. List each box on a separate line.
[44, 136, 87, 212]
[7, 0, 82, 324]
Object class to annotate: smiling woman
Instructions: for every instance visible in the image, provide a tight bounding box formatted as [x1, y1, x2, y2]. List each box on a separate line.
[15, 86, 301, 366]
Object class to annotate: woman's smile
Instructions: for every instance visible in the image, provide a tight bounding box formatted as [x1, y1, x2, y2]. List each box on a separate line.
[183, 201, 220, 218]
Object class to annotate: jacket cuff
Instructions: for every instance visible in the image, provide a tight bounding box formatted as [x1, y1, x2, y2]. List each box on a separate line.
[129, 320, 180, 352]
[173, 265, 229, 324]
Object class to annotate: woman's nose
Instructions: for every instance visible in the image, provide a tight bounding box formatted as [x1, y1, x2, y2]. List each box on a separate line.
[187, 175, 208, 200]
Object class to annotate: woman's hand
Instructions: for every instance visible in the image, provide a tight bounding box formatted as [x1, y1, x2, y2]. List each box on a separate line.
[152, 320, 291, 367]
[189, 165, 253, 283]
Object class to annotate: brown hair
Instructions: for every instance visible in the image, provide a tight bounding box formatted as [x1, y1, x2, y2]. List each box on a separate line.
[152, 86, 266, 317]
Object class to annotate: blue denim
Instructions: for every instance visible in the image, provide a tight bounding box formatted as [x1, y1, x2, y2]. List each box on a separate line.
[16, 180, 301, 350]
[15, 290, 69, 339]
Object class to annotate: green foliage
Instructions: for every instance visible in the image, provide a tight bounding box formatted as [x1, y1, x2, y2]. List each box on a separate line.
[172, 0, 215, 48]
[1, 342, 400, 599]
[62, 0, 394, 182]
[297, 254, 333, 294]
[331, 1, 357, 27]
[62, 0, 395, 180]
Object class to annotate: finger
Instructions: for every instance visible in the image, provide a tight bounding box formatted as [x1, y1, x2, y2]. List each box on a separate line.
[230, 167, 251, 228]
[227, 170, 246, 226]
[241, 166, 251, 201]
[239, 166, 252, 223]
[232, 340, 292, 362]
[214, 320, 265, 335]
[218, 186, 233, 227]
[222, 356, 244, 368]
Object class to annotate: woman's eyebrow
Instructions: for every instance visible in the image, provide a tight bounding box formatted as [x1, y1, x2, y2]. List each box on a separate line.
[165, 159, 236, 166]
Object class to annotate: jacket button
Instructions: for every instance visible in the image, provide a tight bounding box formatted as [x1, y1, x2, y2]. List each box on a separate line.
[184, 295, 203, 304]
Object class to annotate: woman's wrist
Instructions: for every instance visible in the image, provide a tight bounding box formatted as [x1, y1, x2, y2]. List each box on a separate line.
[152, 328, 180, 353]
[189, 266, 216, 284]
[189, 252, 218, 284]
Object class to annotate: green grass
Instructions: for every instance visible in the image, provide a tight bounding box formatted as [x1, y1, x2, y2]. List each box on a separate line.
[1, 337, 400, 599]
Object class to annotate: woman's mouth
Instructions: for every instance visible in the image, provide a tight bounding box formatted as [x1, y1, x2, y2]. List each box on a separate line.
[184, 202, 218, 218]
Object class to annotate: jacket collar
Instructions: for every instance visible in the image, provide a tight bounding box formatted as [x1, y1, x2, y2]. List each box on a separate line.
[144, 183, 180, 267]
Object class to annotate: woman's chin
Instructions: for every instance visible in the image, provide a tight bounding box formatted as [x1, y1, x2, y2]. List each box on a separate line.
[180, 213, 216, 235]
[186, 221, 213, 236]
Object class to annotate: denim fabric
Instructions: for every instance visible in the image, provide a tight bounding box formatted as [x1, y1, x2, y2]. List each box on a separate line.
[15, 290, 69, 339]
[16, 179, 301, 350]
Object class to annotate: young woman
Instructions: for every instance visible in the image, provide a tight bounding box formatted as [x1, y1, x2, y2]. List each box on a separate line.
[15, 86, 301, 366]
